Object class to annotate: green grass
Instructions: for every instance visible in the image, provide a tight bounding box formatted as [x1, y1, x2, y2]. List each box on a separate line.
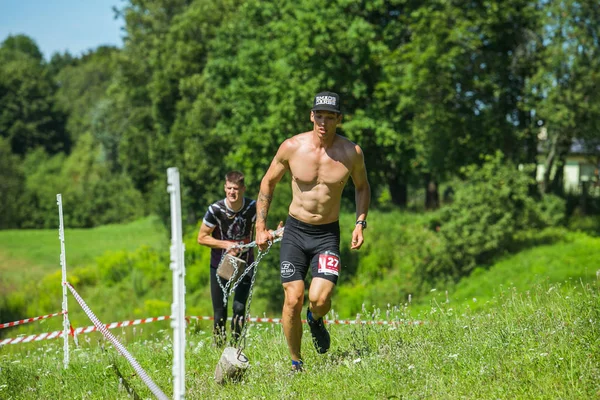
[1, 280, 598, 399]
[0, 216, 168, 290]
[416, 232, 600, 313]
[2, 216, 600, 398]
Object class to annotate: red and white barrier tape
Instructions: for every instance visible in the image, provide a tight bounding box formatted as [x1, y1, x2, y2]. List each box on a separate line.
[65, 283, 169, 400]
[0, 311, 66, 330]
[189, 316, 425, 326]
[1, 314, 424, 346]
[76, 316, 171, 334]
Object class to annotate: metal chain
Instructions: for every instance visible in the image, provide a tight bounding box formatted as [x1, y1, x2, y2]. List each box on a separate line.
[235, 239, 279, 355]
[216, 228, 283, 305]
[214, 229, 284, 355]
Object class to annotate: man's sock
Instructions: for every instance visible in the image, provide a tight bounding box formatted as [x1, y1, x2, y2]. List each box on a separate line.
[307, 308, 316, 322]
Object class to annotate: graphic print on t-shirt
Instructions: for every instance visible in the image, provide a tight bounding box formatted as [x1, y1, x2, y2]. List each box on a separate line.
[202, 198, 256, 267]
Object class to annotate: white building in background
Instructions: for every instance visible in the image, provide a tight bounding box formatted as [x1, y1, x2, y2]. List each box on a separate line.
[536, 129, 600, 195]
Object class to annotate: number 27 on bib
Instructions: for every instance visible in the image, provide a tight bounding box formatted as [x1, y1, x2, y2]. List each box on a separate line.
[318, 252, 340, 276]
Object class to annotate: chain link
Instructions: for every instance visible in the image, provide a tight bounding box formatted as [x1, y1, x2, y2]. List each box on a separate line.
[214, 229, 284, 354]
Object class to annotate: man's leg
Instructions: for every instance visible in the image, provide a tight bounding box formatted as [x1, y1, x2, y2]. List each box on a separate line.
[282, 280, 305, 362]
[307, 277, 335, 353]
[210, 267, 227, 346]
[230, 275, 252, 345]
[308, 277, 335, 319]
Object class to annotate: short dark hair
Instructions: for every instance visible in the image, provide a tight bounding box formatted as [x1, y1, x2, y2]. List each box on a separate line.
[225, 171, 245, 186]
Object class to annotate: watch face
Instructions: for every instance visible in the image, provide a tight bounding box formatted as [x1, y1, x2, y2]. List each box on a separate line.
[356, 220, 367, 229]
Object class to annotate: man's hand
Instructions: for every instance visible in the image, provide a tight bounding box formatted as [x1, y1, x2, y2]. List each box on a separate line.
[270, 221, 285, 238]
[255, 228, 274, 252]
[257, 221, 285, 251]
[350, 226, 364, 250]
[224, 241, 242, 256]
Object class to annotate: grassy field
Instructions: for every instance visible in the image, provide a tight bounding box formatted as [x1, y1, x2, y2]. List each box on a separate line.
[1, 217, 599, 398]
[0, 216, 168, 292]
[415, 232, 600, 313]
[0, 279, 598, 399]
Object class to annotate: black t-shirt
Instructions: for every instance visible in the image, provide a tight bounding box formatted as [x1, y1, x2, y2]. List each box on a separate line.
[202, 197, 256, 268]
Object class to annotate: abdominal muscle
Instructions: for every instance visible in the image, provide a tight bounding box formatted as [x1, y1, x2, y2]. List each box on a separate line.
[288, 180, 344, 225]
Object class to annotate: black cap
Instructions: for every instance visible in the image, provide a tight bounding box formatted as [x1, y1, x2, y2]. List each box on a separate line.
[311, 91, 341, 114]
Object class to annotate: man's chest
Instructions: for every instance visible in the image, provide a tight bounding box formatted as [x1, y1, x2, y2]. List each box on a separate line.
[289, 151, 352, 186]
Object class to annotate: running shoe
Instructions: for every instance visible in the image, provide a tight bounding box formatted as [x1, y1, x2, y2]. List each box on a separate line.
[307, 308, 330, 354]
[290, 360, 304, 374]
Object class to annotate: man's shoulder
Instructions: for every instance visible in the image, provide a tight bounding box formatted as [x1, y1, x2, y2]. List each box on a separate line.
[244, 197, 257, 210]
[335, 134, 362, 153]
[284, 132, 310, 146]
[335, 134, 357, 147]
[207, 198, 227, 212]
[277, 132, 307, 157]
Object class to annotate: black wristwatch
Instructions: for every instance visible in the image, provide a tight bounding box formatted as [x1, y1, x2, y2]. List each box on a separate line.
[356, 220, 367, 230]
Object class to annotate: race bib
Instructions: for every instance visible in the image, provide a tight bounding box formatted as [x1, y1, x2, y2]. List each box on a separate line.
[318, 252, 340, 276]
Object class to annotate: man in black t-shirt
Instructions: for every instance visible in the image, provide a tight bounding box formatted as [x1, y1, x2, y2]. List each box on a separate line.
[197, 171, 256, 346]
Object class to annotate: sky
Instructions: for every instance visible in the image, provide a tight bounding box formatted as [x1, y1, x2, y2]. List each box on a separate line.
[0, 0, 124, 60]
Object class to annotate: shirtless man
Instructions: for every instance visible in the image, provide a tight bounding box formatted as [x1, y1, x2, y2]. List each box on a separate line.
[255, 91, 370, 372]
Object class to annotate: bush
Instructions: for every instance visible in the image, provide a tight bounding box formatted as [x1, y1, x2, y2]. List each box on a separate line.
[0, 138, 25, 228]
[96, 250, 131, 286]
[17, 133, 146, 229]
[568, 213, 600, 237]
[430, 151, 566, 280]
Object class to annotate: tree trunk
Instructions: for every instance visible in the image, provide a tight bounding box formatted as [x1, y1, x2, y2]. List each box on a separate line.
[542, 132, 558, 194]
[424, 175, 440, 210]
[549, 137, 571, 196]
[550, 154, 566, 196]
[387, 178, 407, 208]
[580, 181, 589, 215]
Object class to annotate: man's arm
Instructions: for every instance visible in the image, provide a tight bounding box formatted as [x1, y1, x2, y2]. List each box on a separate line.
[255, 140, 292, 249]
[197, 223, 240, 253]
[350, 144, 370, 250]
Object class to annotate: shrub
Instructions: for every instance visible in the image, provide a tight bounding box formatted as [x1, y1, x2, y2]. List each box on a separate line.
[96, 250, 131, 286]
[568, 213, 600, 237]
[0, 138, 25, 228]
[17, 133, 146, 229]
[430, 151, 566, 280]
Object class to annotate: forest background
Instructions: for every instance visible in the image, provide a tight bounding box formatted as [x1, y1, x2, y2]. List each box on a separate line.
[1, 0, 600, 329]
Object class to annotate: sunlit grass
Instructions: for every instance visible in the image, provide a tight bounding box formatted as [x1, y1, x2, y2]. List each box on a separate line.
[1, 281, 598, 399]
[0, 216, 167, 289]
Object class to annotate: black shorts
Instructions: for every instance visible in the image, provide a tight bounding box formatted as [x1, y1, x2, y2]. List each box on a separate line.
[279, 215, 341, 284]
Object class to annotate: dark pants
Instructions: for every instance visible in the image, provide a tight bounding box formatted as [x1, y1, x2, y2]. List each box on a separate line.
[209, 267, 253, 346]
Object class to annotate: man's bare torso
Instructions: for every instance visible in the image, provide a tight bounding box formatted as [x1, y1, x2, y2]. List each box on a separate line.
[287, 132, 356, 224]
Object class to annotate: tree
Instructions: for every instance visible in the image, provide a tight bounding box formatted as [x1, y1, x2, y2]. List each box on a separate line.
[529, 0, 600, 195]
[1, 34, 44, 62]
[54, 46, 119, 144]
[0, 138, 24, 228]
[0, 35, 69, 156]
[375, 0, 542, 208]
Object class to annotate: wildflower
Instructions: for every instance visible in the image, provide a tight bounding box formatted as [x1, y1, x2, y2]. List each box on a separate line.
[408, 365, 415, 370]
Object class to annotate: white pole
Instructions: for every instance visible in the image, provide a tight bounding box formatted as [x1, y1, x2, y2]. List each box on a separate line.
[167, 168, 186, 399]
[56, 194, 70, 369]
